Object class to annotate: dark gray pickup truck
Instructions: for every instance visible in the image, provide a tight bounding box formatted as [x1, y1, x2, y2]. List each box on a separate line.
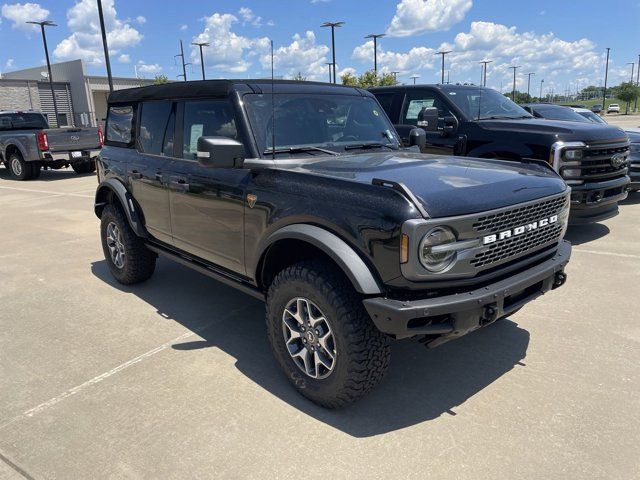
[0, 110, 102, 180]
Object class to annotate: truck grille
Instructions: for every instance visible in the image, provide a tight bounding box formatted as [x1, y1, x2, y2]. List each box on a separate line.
[561, 143, 630, 182]
[470, 194, 568, 269]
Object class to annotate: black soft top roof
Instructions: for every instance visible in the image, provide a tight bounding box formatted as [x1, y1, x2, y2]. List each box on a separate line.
[108, 79, 370, 104]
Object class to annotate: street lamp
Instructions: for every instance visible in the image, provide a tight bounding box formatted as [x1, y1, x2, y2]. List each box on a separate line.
[26, 20, 59, 126]
[635, 53, 640, 112]
[603, 47, 611, 112]
[479, 60, 492, 87]
[509, 65, 520, 102]
[321, 21, 344, 84]
[539, 79, 545, 101]
[96, 0, 113, 94]
[526, 72, 535, 99]
[365, 33, 385, 75]
[191, 42, 210, 80]
[626, 62, 635, 114]
[410, 74, 420, 85]
[435, 51, 452, 84]
[325, 62, 333, 83]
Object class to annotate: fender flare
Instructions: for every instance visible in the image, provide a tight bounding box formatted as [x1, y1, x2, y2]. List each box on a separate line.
[1, 141, 28, 161]
[257, 224, 384, 295]
[94, 178, 147, 238]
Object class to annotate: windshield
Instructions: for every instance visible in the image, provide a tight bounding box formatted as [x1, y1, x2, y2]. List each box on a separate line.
[444, 88, 532, 120]
[534, 105, 591, 123]
[0, 112, 49, 130]
[578, 110, 607, 124]
[243, 94, 400, 156]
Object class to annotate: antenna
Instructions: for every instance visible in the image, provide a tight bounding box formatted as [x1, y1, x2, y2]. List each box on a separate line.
[271, 39, 275, 160]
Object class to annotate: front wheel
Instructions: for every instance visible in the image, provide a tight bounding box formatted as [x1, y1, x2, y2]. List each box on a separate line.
[266, 260, 390, 408]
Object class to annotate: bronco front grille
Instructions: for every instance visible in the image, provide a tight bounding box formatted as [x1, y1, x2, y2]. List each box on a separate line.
[472, 195, 568, 233]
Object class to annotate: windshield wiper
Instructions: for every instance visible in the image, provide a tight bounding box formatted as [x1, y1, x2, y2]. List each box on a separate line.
[343, 142, 396, 151]
[263, 146, 340, 156]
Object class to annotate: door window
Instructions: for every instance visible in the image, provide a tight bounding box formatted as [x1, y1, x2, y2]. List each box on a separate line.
[138, 102, 175, 156]
[182, 100, 237, 160]
[401, 91, 451, 126]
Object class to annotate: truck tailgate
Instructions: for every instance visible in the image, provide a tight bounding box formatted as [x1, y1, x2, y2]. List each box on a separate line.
[44, 127, 101, 152]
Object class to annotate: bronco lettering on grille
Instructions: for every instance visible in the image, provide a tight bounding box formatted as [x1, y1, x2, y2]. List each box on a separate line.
[482, 215, 558, 245]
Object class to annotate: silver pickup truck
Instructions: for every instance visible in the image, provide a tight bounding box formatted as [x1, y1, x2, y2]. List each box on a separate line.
[0, 110, 102, 180]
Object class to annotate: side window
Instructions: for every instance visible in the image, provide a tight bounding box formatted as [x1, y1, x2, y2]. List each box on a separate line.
[374, 93, 395, 117]
[182, 100, 237, 160]
[138, 102, 175, 156]
[106, 105, 134, 144]
[401, 91, 451, 126]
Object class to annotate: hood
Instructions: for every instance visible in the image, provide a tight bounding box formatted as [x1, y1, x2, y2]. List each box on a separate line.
[282, 152, 568, 218]
[478, 117, 628, 144]
[625, 128, 640, 142]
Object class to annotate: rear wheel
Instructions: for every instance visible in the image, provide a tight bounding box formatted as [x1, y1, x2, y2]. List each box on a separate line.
[100, 203, 156, 284]
[72, 159, 96, 174]
[8, 153, 32, 181]
[266, 260, 390, 408]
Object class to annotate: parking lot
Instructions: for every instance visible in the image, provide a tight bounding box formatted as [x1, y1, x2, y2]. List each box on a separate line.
[0, 168, 639, 479]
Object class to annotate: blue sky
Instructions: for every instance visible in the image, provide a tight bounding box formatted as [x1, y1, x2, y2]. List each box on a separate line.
[0, 0, 638, 94]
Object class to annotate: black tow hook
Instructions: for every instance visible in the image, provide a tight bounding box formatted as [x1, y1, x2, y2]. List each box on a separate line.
[553, 271, 567, 289]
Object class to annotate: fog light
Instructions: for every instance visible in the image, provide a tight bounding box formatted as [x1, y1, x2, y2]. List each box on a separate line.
[563, 168, 581, 178]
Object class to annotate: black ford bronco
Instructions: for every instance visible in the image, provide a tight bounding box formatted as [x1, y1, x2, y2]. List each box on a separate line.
[370, 84, 630, 224]
[95, 80, 571, 408]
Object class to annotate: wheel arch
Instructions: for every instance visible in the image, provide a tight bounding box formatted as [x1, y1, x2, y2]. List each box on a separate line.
[255, 224, 384, 295]
[4, 143, 26, 161]
[94, 178, 147, 238]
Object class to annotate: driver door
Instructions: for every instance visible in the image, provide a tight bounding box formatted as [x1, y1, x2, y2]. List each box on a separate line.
[398, 89, 458, 155]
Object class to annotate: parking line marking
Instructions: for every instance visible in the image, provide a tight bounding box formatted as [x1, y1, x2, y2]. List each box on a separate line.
[0, 330, 196, 432]
[0, 450, 35, 480]
[0, 185, 93, 198]
[573, 248, 640, 260]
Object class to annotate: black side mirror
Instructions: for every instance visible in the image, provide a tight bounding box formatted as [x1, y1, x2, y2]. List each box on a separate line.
[197, 136, 245, 168]
[417, 107, 439, 132]
[442, 115, 458, 135]
[409, 128, 426, 150]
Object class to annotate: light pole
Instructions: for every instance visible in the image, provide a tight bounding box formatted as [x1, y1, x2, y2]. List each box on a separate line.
[325, 62, 333, 83]
[175, 40, 191, 81]
[26, 20, 59, 126]
[635, 53, 640, 112]
[539, 79, 545, 101]
[321, 22, 344, 84]
[479, 60, 492, 87]
[365, 33, 385, 75]
[509, 65, 520, 102]
[191, 42, 209, 80]
[603, 47, 610, 111]
[96, 0, 113, 94]
[410, 74, 420, 85]
[526, 72, 535, 99]
[436, 51, 452, 84]
[626, 62, 635, 114]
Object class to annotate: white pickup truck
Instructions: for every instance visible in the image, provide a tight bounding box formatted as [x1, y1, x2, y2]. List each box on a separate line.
[0, 110, 103, 180]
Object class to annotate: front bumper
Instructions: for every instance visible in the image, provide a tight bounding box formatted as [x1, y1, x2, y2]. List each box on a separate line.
[363, 241, 571, 344]
[567, 175, 629, 224]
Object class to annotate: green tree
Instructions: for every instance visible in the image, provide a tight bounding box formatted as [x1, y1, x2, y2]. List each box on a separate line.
[340, 70, 398, 88]
[503, 90, 532, 104]
[291, 72, 307, 81]
[616, 81, 640, 114]
[154, 75, 169, 84]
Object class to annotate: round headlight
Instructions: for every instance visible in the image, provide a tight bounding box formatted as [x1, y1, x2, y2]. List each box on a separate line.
[419, 226, 457, 273]
[564, 149, 583, 161]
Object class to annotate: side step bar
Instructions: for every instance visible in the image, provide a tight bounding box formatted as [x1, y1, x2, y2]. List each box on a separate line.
[146, 244, 265, 301]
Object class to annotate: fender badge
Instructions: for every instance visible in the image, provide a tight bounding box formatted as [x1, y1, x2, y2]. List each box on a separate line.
[247, 194, 257, 208]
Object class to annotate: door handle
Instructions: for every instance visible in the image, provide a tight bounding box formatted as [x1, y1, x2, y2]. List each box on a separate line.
[155, 172, 163, 181]
[130, 170, 143, 179]
[170, 178, 189, 190]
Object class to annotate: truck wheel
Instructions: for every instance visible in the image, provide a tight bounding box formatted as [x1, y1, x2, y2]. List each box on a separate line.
[72, 160, 95, 174]
[100, 204, 156, 284]
[8, 153, 32, 181]
[266, 260, 391, 408]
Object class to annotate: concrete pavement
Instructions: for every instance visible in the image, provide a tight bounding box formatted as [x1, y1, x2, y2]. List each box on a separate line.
[0, 167, 639, 479]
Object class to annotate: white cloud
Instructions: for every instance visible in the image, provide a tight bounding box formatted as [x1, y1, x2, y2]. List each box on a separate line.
[352, 40, 435, 75]
[238, 7, 262, 27]
[1, 2, 50, 32]
[135, 15, 146, 24]
[53, 0, 142, 66]
[118, 53, 130, 63]
[191, 12, 269, 73]
[387, 0, 472, 37]
[5, 58, 15, 69]
[180, 24, 187, 31]
[260, 31, 329, 80]
[311, 0, 331, 3]
[137, 61, 161, 74]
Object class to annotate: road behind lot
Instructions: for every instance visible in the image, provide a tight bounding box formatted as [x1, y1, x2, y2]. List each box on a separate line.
[0, 168, 639, 480]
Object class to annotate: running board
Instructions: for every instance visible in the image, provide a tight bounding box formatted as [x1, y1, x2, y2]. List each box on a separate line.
[146, 244, 265, 301]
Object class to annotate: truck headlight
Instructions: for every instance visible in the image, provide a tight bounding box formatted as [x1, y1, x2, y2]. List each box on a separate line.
[419, 226, 457, 273]
[564, 149, 583, 161]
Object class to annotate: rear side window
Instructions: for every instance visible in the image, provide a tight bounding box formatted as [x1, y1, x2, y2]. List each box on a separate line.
[0, 113, 49, 130]
[182, 100, 238, 160]
[106, 105, 134, 145]
[374, 93, 394, 117]
[138, 102, 176, 156]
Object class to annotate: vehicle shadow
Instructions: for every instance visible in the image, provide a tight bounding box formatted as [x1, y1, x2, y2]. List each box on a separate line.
[565, 223, 610, 245]
[91, 257, 530, 438]
[620, 193, 640, 206]
[0, 166, 94, 181]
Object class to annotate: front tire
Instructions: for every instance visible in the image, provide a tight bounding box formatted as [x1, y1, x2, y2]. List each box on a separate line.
[266, 260, 390, 408]
[100, 204, 156, 284]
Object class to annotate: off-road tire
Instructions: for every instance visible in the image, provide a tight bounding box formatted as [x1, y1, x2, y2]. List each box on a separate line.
[72, 160, 96, 174]
[266, 260, 390, 408]
[100, 203, 156, 284]
[8, 153, 32, 181]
